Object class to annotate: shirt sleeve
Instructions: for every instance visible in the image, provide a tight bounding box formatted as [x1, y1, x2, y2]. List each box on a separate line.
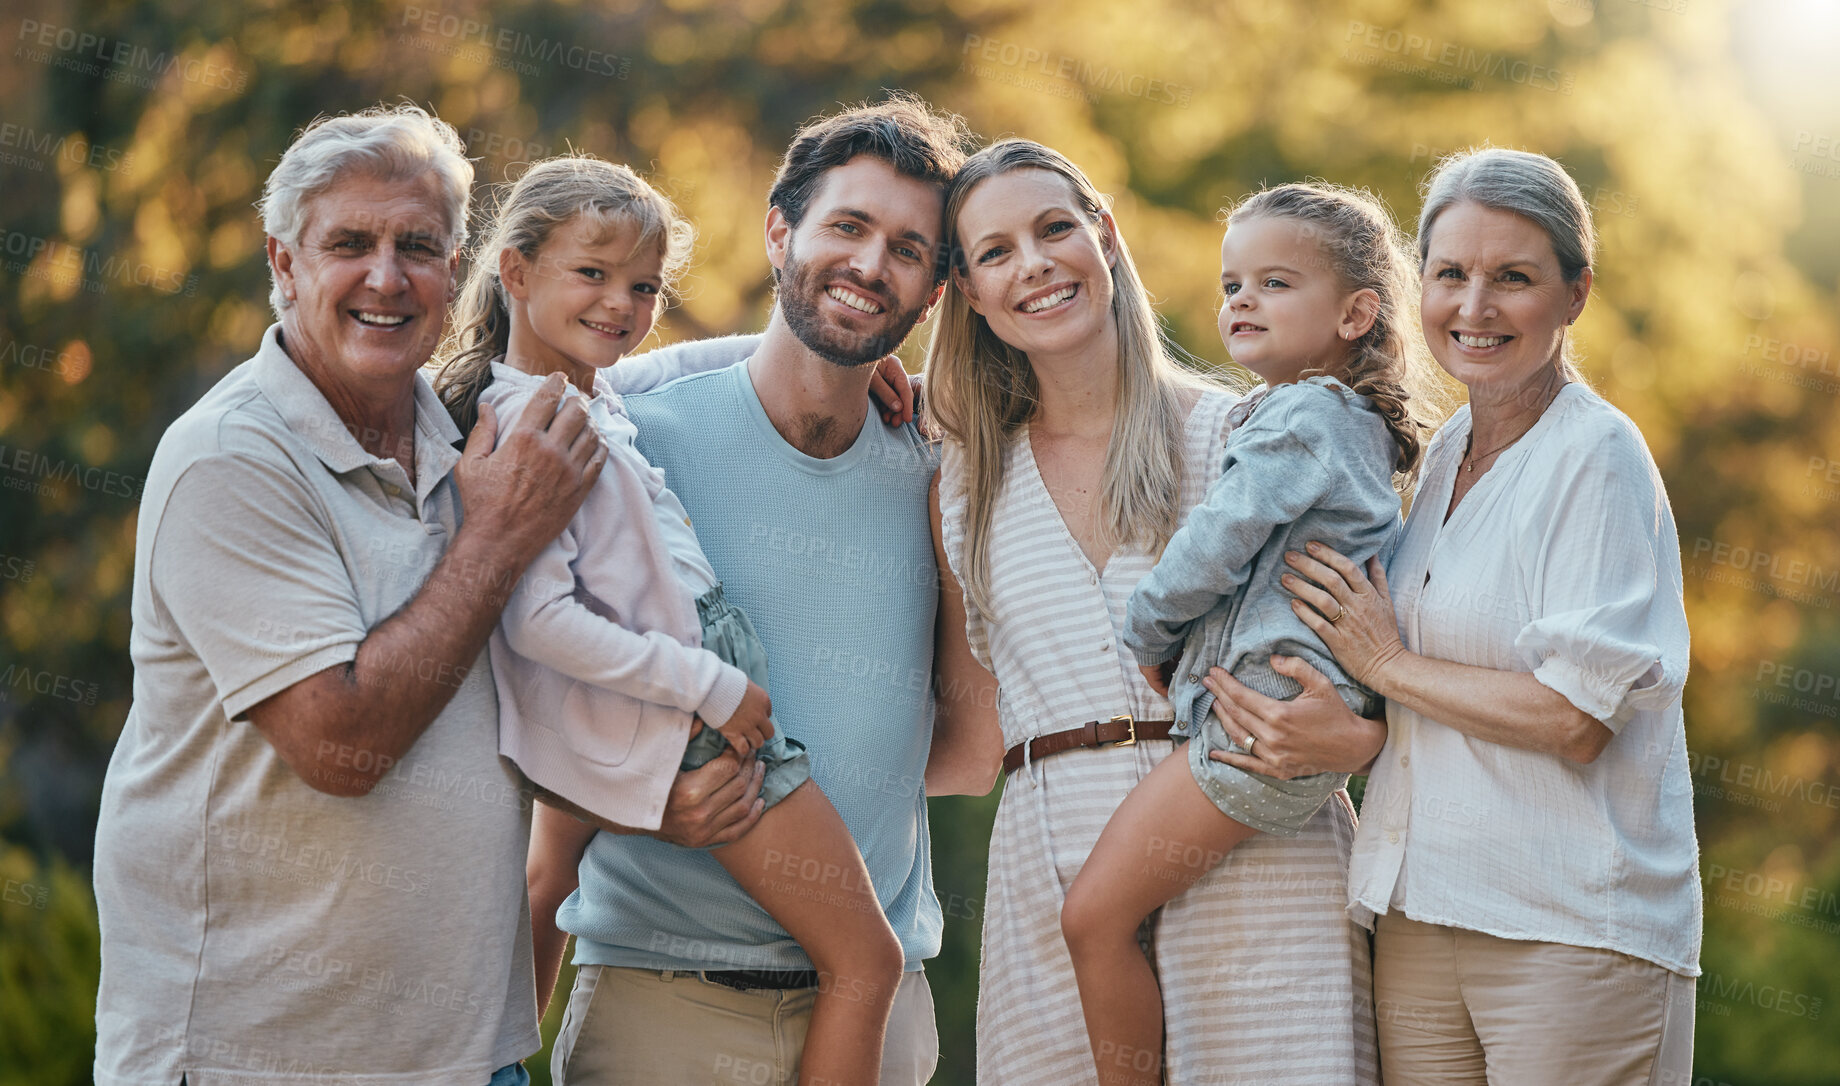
[1513, 421, 1688, 733]
[150, 452, 367, 722]
[499, 511, 750, 729]
[608, 334, 765, 396]
[1124, 398, 1336, 665]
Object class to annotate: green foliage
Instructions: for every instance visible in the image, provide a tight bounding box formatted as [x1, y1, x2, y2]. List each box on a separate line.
[0, 848, 98, 1086]
[920, 789, 1002, 1083]
[4, 0, 1839, 1082]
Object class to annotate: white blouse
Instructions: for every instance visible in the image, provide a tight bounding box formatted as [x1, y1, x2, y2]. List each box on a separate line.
[1347, 383, 1702, 976]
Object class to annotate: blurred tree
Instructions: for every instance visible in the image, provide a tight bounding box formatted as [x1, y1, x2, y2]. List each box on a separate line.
[0, 846, 99, 1084]
[3, 0, 1837, 1082]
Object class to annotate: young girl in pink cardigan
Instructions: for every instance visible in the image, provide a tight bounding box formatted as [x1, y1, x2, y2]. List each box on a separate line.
[433, 156, 903, 1086]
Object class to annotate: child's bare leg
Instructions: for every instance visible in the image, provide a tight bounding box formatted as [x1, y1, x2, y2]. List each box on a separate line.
[528, 800, 598, 1019]
[1061, 751, 1261, 1086]
[714, 780, 904, 1086]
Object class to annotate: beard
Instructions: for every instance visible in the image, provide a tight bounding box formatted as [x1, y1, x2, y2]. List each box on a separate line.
[777, 238, 927, 368]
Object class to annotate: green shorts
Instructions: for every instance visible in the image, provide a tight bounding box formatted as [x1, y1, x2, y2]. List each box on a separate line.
[678, 584, 811, 812]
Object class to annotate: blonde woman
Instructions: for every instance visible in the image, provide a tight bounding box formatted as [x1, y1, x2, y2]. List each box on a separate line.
[925, 140, 1383, 1084]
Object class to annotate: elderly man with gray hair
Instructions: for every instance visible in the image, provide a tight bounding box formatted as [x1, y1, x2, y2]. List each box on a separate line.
[92, 104, 627, 1086]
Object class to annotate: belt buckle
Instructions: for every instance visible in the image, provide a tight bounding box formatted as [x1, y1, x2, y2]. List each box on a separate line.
[1110, 713, 1137, 747]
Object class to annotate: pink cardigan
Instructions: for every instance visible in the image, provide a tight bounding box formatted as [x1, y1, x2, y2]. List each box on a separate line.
[482, 363, 747, 830]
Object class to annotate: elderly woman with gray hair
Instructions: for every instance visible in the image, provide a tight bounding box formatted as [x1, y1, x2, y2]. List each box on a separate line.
[90, 104, 616, 1085]
[1220, 147, 1700, 1083]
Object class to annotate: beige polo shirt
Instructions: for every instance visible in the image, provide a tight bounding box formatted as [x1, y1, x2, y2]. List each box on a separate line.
[93, 324, 539, 1086]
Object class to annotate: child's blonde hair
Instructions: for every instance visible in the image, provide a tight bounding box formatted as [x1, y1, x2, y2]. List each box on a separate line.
[434, 155, 695, 432]
[1225, 182, 1452, 481]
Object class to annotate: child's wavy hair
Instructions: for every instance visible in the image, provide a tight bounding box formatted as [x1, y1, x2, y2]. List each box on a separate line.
[433, 155, 695, 432]
[1225, 182, 1452, 484]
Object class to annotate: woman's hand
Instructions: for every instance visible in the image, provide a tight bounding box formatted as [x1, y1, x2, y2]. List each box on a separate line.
[868, 354, 921, 426]
[1281, 543, 1408, 691]
[1204, 655, 1387, 779]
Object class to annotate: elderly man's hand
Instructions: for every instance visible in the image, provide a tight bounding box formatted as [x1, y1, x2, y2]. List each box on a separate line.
[455, 374, 606, 569]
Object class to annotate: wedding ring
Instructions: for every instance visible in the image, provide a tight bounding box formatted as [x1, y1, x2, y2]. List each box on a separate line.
[1245, 734, 1257, 754]
[1328, 605, 1346, 624]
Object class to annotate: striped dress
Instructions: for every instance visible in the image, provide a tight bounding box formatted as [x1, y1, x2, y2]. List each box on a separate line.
[939, 389, 1380, 1086]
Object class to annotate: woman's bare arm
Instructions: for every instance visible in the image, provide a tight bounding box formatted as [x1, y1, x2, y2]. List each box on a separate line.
[1282, 544, 1611, 764]
[924, 473, 1005, 796]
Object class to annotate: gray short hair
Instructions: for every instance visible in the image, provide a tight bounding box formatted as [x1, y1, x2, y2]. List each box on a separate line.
[1417, 147, 1595, 377]
[258, 102, 473, 316]
[1417, 147, 1595, 282]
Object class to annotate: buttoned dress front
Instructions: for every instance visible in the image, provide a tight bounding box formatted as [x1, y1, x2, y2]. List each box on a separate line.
[940, 390, 1380, 1086]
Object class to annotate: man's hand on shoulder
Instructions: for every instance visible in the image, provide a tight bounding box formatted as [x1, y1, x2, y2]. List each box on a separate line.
[456, 373, 606, 573]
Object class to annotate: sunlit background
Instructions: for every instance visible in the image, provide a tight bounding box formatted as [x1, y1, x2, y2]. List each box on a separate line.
[3, 0, 1838, 1082]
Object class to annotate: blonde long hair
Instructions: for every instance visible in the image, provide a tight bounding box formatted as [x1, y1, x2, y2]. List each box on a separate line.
[432, 155, 695, 432]
[924, 139, 1227, 619]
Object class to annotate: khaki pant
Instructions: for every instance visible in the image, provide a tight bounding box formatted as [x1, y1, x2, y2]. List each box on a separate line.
[1373, 913, 1696, 1085]
[551, 964, 939, 1085]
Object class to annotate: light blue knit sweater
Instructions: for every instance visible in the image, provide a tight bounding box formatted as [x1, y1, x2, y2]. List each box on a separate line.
[560, 356, 945, 972]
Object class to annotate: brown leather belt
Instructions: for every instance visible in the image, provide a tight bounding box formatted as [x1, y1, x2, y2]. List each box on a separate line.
[1003, 715, 1177, 774]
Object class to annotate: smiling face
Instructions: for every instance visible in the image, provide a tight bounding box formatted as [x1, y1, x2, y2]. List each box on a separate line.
[1420, 200, 1591, 398]
[951, 167, 1117, 359]
[769, 154, 945, 367]
[269, 171, 458, 390]
[502, 214, 663, 385]
[1215, 215, 1375, 385]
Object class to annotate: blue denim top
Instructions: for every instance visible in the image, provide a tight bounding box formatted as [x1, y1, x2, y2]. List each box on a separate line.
[1124, 376, 1401, 725]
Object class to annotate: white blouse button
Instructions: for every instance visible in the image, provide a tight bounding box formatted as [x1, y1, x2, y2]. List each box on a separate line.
[1386, 830, 1401, 844]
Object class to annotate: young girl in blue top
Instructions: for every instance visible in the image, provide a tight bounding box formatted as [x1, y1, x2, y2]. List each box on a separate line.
[432, 156, 903, 1086]
[1060, 183, 1445, 1086]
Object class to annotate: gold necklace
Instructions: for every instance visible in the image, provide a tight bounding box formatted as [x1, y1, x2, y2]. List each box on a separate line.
[1462, 373, 1565, 474]
[1462, 428, 1528, 473]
